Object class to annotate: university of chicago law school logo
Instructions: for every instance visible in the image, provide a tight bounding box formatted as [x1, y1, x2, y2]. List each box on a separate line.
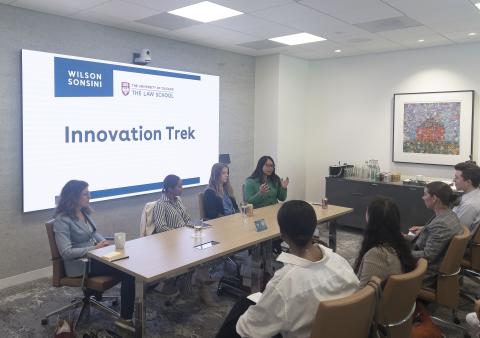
[121, 82, 130, 96]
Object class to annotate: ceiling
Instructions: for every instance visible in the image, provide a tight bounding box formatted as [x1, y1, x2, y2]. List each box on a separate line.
[3, 0, 480, 60]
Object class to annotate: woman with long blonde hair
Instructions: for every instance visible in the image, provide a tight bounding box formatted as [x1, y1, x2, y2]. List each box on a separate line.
[203, 163, 239, 219]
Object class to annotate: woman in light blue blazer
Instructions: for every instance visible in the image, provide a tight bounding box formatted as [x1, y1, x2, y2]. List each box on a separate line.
[53, 180, 135, 321]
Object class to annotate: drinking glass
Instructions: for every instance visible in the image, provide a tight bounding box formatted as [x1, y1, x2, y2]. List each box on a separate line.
[240, 202, 248, 224]
[192, 219, 204, 238]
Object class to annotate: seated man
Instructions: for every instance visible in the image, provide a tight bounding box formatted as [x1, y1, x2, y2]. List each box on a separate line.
[453, 161, 480, 232]
[216, 200, 359, 338]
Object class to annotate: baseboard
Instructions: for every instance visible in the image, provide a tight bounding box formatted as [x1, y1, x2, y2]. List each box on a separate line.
[0, 266, 52, 290]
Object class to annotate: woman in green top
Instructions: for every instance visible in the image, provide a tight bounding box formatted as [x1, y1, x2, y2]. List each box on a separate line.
[245, 156, 289, 208]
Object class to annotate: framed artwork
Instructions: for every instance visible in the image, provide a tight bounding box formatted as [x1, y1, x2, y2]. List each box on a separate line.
[393, 90, 474, 166]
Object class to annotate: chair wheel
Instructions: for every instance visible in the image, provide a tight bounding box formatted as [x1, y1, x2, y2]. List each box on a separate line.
[112, 300, 119, 306]
[41, 318, 48, 325]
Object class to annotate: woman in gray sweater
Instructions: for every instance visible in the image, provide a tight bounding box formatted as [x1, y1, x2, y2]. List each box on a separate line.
[408, 181, 462, 287]
[354, 197, 417, 288]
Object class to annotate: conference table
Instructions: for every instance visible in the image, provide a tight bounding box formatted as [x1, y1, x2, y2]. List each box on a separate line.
[88, 203, 353, 337]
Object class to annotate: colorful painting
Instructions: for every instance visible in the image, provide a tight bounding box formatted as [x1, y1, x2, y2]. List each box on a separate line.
[393, 90, 473, 166]
[402, 102, 460, 155]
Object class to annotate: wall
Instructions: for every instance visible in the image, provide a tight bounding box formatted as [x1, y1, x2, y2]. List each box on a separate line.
[254, 55, 308, 200]
[277, 55, 308, 200]
[0, 4, 254, 281]
[305, 42, 480, 201]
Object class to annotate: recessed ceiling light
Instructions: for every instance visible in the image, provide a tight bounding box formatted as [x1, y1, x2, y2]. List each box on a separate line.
[269, 33, 326, 46]
[334, 49, 342, 53]
[418, 39, 425, 42]
[475, 3, 480, 10]
[168, 1, 243, 23]
[468, 32, 477, 36]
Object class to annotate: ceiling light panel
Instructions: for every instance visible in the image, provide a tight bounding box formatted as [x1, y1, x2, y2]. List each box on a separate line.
[168, 1, 243, 23]
[269, 32, 326, 45]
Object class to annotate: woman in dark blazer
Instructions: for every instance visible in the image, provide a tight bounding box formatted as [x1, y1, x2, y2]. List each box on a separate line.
[203, 163, 239, 219]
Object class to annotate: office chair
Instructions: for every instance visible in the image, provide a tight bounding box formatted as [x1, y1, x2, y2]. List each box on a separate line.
[139, 201, 156, 237]
[310, 277, 381, 338]
[198, 192, 206, 220]
[417, 226, 470, 334]
[41, 220, 120, 328]
[461, 224, 480, 301]
[376, 258, 428, 338]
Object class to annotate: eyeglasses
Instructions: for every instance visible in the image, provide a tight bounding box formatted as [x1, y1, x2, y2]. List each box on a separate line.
[264, 163, 275, 168]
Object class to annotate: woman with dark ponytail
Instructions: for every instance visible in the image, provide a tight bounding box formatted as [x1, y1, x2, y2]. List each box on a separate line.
[354, 197, 417, 288]
[408, 181, 462, 286]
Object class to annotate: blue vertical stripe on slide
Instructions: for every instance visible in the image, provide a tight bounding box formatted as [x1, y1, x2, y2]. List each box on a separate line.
[90, 177, 200, 199]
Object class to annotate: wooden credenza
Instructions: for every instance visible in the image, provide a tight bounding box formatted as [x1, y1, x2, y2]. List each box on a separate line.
[325, 177, 434, 232]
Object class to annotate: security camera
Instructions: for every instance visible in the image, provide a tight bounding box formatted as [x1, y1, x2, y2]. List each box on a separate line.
[133, 48, 151, 65]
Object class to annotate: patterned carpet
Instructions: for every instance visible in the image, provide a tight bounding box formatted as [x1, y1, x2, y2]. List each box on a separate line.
[0, 226, 477, 337]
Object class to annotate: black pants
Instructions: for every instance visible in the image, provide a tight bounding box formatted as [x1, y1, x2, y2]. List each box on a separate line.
[89, 260, 135, 319]
[216, 297, 282, 338]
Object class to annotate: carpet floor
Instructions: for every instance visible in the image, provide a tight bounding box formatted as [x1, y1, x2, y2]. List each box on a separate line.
[0, 226, 478, 337]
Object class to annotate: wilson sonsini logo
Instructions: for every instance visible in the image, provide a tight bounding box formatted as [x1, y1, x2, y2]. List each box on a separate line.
[120, 82, 174, 98]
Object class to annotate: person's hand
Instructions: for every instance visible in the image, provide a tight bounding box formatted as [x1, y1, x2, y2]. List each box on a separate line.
[475, 299, 480, 317]
[260, 183, 269, 194]
[408, 226, 423, 235]
[95, 240, 110, 249]
[281, 177, 289, 189]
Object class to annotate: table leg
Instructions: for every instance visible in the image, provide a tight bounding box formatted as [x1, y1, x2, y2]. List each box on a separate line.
[134, 278, 145, 338]
[262, 239, 273, 277]
[328, 220, 337, 252]
[250, 240, 273, 292]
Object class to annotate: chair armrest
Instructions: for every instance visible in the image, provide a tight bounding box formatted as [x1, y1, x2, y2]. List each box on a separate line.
[439, 267, 461, 277]
[104, 237, 114, 241]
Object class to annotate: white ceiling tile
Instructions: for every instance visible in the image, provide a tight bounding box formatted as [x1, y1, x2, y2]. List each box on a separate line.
[334, 7, 402, 25]
[121, 0, 199, 12]
[377, 26, 436, 40]
[214, 0, 294, 13]
[213, 14, 297, 39]
[12, 0, 108, 16]
[70, 8, 127, 26]
[171, 24, 257, 45]
[425, 17, 480, 34]
[85, 0, 159, 21]
[383, 0, 479, 24]
[342, 37, 403, 52]
[6, 0, 480, 60]
[300, 0, 403, 24]
[284, 13, 375, 42]
[442, 31, 480, 43]
[119, 21, 171, 36]
[284, 45, 364, 60]
[253, 2, 324, 24]
[401, 39, 454, 49]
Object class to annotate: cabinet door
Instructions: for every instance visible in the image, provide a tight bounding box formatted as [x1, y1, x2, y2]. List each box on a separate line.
[326, 178, 370, 229]
[395, 186, 434, 232]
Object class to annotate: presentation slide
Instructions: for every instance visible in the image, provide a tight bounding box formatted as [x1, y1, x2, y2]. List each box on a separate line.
[22, 49, 219, 212]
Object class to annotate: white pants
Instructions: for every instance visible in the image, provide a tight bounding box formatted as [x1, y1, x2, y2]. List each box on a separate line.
[466, 312, 480, 338]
